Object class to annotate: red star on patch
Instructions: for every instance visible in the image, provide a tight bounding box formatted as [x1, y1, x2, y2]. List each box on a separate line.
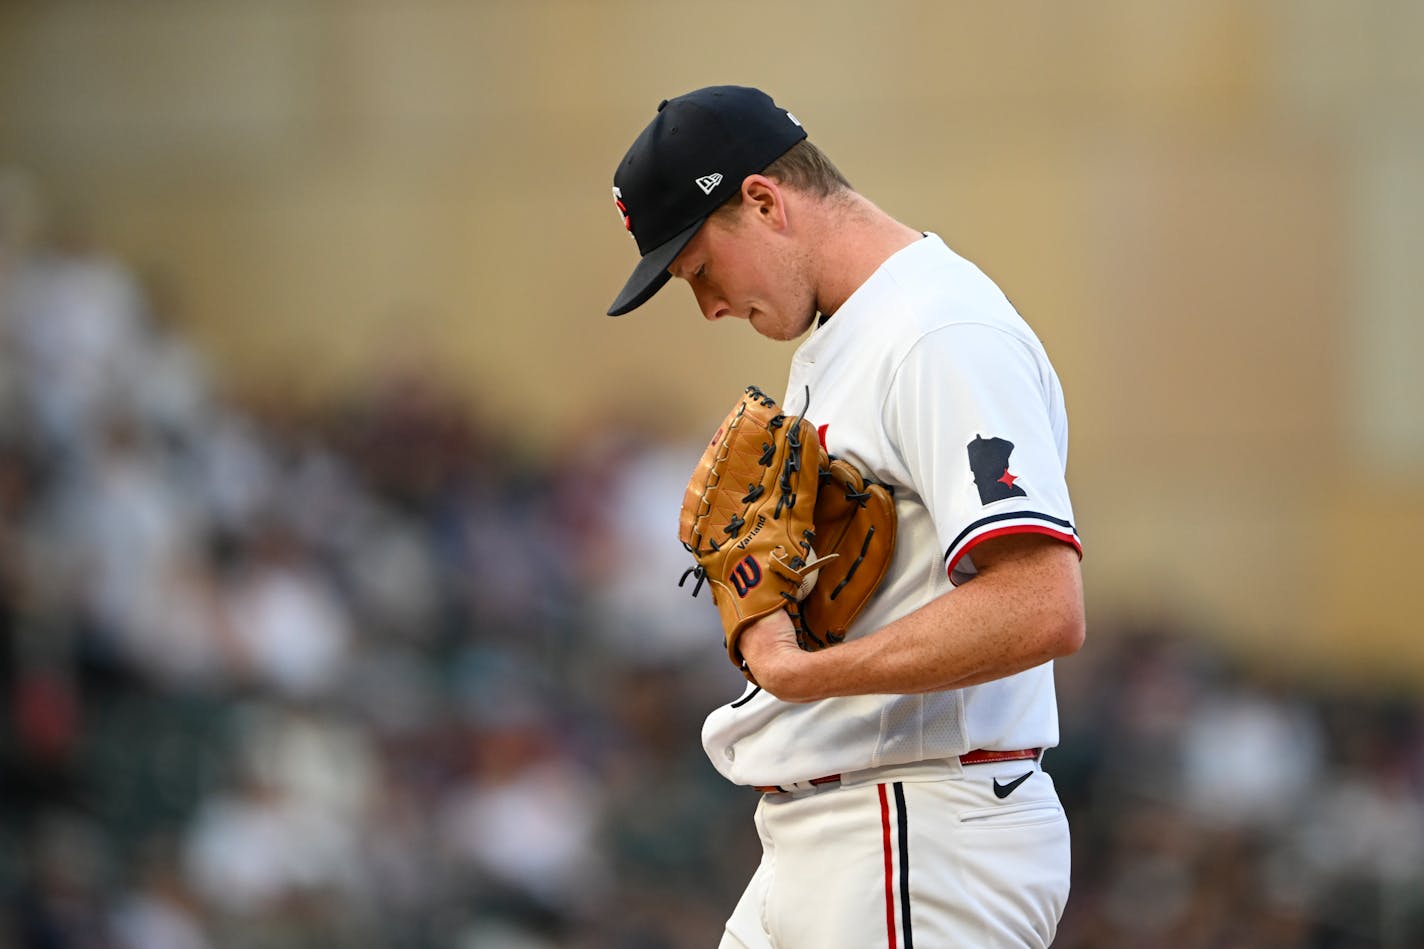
[997, 468, 1018, 489]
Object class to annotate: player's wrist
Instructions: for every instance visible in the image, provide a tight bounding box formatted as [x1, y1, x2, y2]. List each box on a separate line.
[741, 610, 822, 702]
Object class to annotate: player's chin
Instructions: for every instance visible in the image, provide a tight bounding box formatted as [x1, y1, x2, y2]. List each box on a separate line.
[752, 309, 816, 342]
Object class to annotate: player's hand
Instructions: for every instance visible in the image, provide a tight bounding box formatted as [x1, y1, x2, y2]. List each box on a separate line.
[739, 610, 818, 702]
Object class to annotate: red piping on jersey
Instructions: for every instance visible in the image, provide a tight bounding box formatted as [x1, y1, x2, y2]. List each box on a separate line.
[879, 783, 897, 948]
[946, 524, 1083, 584]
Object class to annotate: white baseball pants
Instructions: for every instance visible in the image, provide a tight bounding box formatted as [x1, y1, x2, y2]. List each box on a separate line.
[717, 760, 1070, 948]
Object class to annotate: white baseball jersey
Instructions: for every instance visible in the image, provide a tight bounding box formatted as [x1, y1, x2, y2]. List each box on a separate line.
[701, 233, 1083, 789]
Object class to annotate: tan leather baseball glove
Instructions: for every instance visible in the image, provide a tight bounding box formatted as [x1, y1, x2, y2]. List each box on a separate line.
[790, 453, 897, 650]
[679, 385, 828, 675]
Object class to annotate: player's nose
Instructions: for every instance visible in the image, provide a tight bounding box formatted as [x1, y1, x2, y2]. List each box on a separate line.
[691, 285, 731, 321]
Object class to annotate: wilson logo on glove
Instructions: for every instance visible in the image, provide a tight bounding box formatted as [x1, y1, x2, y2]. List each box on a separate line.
[730, 556, 762, 597]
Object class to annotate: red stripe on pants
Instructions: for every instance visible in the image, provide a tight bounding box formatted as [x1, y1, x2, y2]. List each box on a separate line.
[879, 783, 897, 948]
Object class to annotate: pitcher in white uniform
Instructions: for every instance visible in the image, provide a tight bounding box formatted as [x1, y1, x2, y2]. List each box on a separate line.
[606, 85, 1087, 949]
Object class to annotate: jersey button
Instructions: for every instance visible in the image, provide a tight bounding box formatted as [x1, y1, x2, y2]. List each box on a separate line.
[725, 747, 736, 761]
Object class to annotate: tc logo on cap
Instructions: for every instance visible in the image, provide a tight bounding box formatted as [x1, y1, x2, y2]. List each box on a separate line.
[611, 186, 632, 234]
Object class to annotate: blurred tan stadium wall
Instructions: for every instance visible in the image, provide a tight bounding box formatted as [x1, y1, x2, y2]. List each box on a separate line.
[1, 1, 1420, 681]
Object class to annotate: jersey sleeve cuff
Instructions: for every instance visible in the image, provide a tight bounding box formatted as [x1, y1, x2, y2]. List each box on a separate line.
[943, 512, 1083, 583]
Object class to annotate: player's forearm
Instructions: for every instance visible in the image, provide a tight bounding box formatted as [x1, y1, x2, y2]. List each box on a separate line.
[848, 556, 1084, 695]
[745, 544, 1084, 702]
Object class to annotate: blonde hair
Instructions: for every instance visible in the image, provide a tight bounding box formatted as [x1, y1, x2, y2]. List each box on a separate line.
[713, 139, 852, 219]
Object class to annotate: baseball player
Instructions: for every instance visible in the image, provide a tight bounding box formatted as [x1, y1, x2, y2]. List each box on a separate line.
[606, 86, 1085, 948]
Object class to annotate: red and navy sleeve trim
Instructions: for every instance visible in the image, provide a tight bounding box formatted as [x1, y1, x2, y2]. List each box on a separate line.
[943, 511, 1082, 578]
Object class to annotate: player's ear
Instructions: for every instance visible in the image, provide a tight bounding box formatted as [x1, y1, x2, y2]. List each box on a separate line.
[741, 175, 788, 230]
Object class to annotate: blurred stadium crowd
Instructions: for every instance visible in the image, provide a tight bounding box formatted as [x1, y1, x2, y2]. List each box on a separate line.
[2, 216, 1423, 948]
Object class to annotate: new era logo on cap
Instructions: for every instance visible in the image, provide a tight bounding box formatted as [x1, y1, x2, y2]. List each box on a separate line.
[695, 173, 723, 195]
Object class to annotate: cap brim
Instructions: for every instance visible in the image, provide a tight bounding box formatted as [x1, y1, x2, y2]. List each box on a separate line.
[606, 218, 704, 316]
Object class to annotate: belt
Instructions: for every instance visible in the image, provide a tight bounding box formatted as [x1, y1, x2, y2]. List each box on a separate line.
[752, 747, 1041, 794]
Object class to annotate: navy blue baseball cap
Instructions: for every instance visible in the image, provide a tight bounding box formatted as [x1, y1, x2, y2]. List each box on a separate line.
[606, 85, 808, 316]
